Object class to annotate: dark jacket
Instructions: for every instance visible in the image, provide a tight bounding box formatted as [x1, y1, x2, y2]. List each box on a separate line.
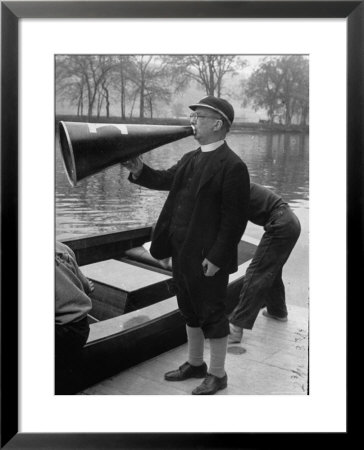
[129, 142, 250, 274]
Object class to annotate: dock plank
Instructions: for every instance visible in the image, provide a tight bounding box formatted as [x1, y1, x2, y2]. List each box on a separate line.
[80, 305, 308, 395]
[83, 372, 189, 395]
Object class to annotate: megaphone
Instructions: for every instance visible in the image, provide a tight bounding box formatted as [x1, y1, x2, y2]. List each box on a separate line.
[58, 121, 195, 186]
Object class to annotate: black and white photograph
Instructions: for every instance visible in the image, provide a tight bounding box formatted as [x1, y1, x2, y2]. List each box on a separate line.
[2, 0, 355, 443]
[55, 54, 309, 396]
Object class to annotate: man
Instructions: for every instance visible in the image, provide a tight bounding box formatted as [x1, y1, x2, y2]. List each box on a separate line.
[228, 183, 301, 343]
[55, 241, 94, 394]
[123, 96, 250, 394]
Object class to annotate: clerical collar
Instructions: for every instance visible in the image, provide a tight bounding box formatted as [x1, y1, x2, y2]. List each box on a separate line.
[200, 140, 225, 152]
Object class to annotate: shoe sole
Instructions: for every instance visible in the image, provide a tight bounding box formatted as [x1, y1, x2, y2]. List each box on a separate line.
[228, 338, 242, 344]
[192, 382, 227, 395]
[263, 311, 288, 322]
[164, 373, 207, 381]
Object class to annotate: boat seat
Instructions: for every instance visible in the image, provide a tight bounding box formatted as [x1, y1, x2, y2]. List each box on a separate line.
[81, 259, 174, 321]
[123, 239, 256, 271]
[124, 243, 172, 271]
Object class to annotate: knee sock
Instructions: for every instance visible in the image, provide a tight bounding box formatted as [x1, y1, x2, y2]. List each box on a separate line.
[186, 325, 205, 367]
[209, 336, 228, 378]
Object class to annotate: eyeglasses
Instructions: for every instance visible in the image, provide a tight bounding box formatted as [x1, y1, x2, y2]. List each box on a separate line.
[189, 112, 221, 122]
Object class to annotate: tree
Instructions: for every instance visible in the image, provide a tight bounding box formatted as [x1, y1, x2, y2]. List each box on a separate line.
[128, 56, 171, 119]
[56, 56, 86, 116]
[278, 56, 309, 125]
[246, 57, 286, 124]
[99, 78, 111, 118]
[55, 55, 115, 119]
[289, 57, 309, 126]
[107, 56, 135, 119]
[56, 54, 253, 121]
[169, 55, 246, 97]
[246, 56, 309, 126]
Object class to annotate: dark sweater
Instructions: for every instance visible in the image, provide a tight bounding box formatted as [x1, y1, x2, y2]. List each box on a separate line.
[248, 183, 287, 226]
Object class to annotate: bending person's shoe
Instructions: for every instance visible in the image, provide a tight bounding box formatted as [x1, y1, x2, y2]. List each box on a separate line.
[263, 310, 288, 322]
[228, 323, 243, 344]
[164, 361, 207, 381]
[192, 373, 228, 395]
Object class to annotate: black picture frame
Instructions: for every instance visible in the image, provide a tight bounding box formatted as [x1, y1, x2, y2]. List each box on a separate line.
[1, 1, 361, 448]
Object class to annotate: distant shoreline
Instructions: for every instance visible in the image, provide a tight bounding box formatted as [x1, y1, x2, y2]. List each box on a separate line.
[55, 115, 309, 134]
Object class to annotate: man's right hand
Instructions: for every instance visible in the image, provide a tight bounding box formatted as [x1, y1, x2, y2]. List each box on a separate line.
[121, 156, 143, 177]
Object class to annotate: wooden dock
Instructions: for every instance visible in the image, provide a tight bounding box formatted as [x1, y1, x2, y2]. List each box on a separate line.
[80, 304, 308, 395]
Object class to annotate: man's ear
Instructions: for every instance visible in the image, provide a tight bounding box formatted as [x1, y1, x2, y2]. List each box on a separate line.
[214, 119, 223, 131]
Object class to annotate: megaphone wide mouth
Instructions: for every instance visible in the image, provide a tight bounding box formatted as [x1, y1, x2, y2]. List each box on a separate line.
[59, 121, 77, 186]
[58, 121, 195, 187]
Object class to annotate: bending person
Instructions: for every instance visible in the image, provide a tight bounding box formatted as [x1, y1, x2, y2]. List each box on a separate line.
[229, 183, 301, 343]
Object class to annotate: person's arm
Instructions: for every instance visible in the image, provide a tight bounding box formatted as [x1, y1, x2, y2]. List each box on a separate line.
[64, 244, 94, 295]
[73, 263, 94, 295]
[122, 156, 181, 191]
[206, 161, 250, 270]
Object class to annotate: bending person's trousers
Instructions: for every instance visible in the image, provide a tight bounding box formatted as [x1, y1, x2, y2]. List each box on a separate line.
[229, 205, 301, 330]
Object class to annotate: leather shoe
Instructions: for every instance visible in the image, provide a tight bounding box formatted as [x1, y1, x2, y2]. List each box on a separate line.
[192, 373, 228, 395]
[164, 361, 207, 381]
[263, 310, 288, 322]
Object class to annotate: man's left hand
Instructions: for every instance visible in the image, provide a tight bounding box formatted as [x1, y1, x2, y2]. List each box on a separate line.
[202, 258, 220, 277]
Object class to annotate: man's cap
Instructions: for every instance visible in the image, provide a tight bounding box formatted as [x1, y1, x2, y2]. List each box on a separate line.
[189, 96, 234, 126]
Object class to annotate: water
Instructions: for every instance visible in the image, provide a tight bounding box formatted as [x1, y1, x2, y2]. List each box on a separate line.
[55, 131, 309, 238]
[55, 130, 309, 308]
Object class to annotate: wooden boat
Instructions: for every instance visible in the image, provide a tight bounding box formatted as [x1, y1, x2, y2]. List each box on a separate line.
[59, 225, 258, 394]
